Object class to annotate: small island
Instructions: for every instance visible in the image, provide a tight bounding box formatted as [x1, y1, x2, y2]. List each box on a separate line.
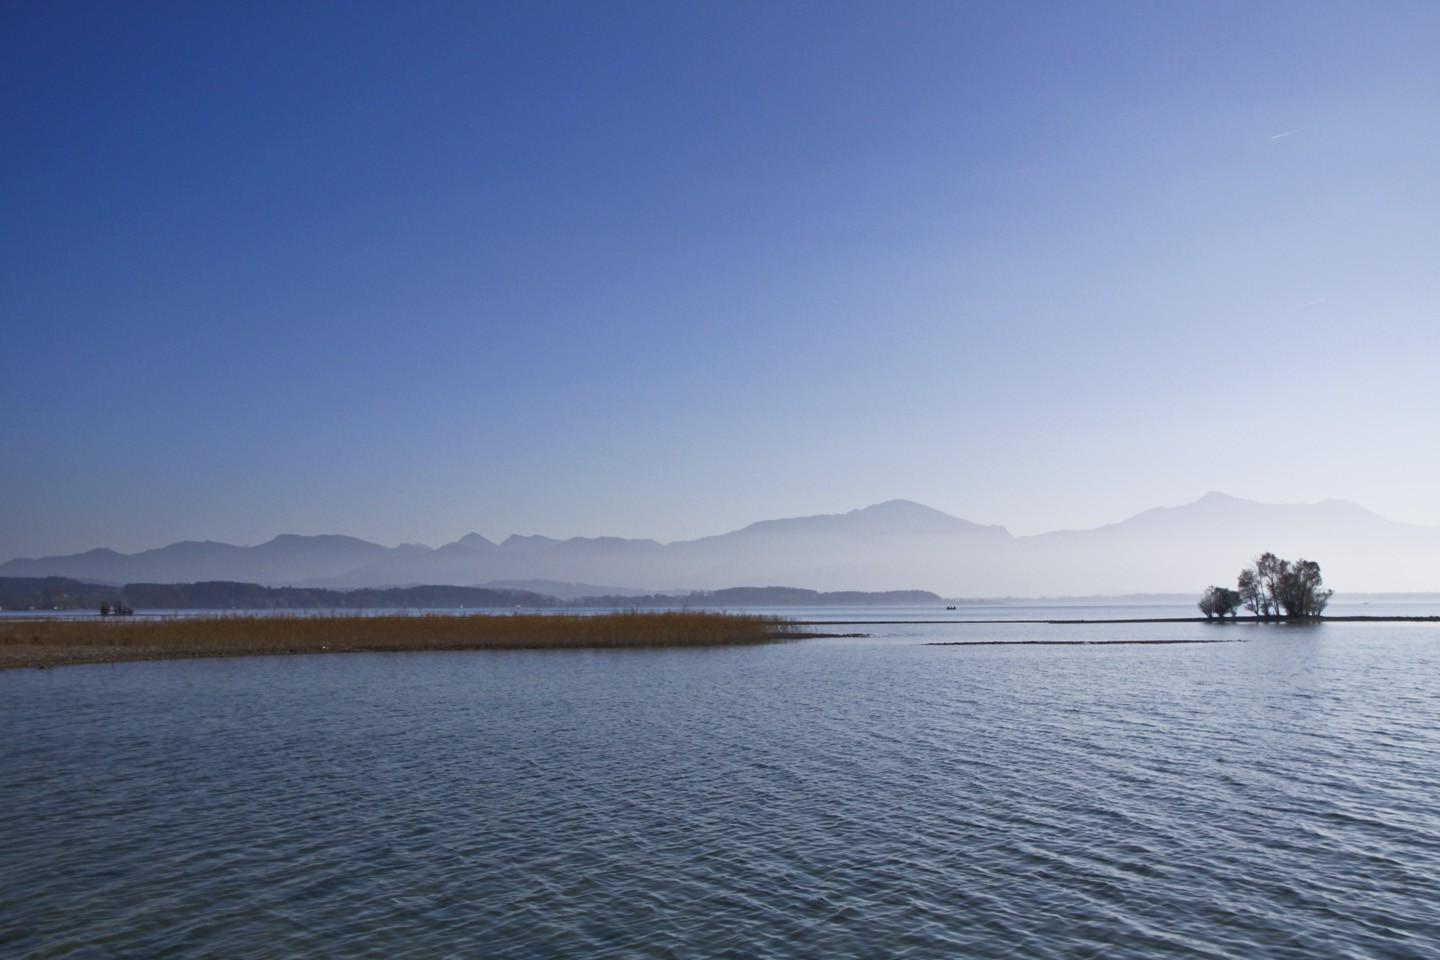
[1198, 553, 1332, 620]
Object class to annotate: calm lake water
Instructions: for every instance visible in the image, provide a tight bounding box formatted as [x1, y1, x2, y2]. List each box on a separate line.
[4, 608, 1440, 958]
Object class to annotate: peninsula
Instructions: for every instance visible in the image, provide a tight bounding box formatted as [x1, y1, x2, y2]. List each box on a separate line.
[0, 611, 805, 671]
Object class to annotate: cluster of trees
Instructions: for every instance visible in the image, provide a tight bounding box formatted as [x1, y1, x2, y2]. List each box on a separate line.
[119, 582, 555, 610]
[1, 578, 953, 614]
[578, 587, 943, 607]
[0, 576, 121, 611]
[0, 577, 556, 611]
[1199, 553, 1333, 620]
[1197, 585, 1242, 619]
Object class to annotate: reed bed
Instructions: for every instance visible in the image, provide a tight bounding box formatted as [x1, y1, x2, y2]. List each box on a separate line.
[0, 611, 802, 670]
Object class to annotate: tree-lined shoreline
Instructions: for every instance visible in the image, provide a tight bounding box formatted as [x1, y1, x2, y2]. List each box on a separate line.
[0, 577, 942, 613]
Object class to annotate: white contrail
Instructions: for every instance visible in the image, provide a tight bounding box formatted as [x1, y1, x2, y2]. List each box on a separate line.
[1296, 298, 1326, 308]
[1270, 128, 1305, 139]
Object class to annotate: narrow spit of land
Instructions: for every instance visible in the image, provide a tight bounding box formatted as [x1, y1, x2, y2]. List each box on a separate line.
[0, 611, 817, 671]
[7, 613, 1435, 670]
[789, 614, 1440, 647]
[793, 615, 1440, 625]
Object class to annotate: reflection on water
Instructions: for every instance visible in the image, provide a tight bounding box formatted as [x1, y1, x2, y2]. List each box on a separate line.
[3, 614, 1440, 958]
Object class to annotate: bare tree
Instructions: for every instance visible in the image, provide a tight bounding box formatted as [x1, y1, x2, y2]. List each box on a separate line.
[1276, 558, 1332, 617]
[1237, 555, 1332, 619]
[1254, 552, 1284, 618]
[1199, 585, 1242, 620]
[1236, 568, 1263, 615]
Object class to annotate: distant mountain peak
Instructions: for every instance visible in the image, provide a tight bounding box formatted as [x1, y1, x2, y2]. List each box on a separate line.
[850, 499, 951, 516]
[501, 534, 562, 547]
[262, 533, 376, 547]
[1178, 492, 1378, 519]
[850, 499, 1010, 534]
[718, 499, 1008, 542]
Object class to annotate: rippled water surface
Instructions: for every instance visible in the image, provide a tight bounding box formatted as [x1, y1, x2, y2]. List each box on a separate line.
[5, 615, 1440, 958]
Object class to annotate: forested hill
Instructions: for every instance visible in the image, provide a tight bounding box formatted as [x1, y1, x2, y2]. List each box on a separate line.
[1, 577, 123, 611]
[0, 578, 553, 611]
[0, 578, 943, 611]
[581, 587, 943, 606]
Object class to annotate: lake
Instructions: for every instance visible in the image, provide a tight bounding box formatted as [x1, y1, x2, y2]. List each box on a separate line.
[4, 607, 1440, 958]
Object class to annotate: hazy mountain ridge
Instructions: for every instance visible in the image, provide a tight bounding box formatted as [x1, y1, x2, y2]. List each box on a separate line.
[4, 495, 1436, 594]
[1017, 492, 1437, 593]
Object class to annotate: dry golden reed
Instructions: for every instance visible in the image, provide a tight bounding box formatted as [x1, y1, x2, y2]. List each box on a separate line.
[0, 610, 800, 670]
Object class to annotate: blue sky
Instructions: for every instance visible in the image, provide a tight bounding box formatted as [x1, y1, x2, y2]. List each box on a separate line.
[3, 1, 1438, 557]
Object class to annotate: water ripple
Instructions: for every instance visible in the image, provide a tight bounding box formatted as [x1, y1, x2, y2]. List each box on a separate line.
[4, 627, 1440, 957]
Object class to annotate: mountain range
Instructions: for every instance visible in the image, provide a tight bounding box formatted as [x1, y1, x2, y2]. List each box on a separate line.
[3, 493, 1437, 595]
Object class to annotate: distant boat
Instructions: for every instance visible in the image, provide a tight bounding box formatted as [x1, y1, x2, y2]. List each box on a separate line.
[946, 605, 956, 610]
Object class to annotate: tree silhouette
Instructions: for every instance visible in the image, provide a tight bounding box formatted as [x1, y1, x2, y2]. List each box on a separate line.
[1234, 555, 1332, 619]
[1198, 585, 1242, 619]
[1275, 559, 1332, 617]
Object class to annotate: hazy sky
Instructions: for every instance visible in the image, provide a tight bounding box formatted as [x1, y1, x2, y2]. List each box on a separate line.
[4, 1, 1438, 558]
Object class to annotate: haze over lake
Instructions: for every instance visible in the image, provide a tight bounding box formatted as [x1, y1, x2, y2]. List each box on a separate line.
[6, 494, 1439, 596]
